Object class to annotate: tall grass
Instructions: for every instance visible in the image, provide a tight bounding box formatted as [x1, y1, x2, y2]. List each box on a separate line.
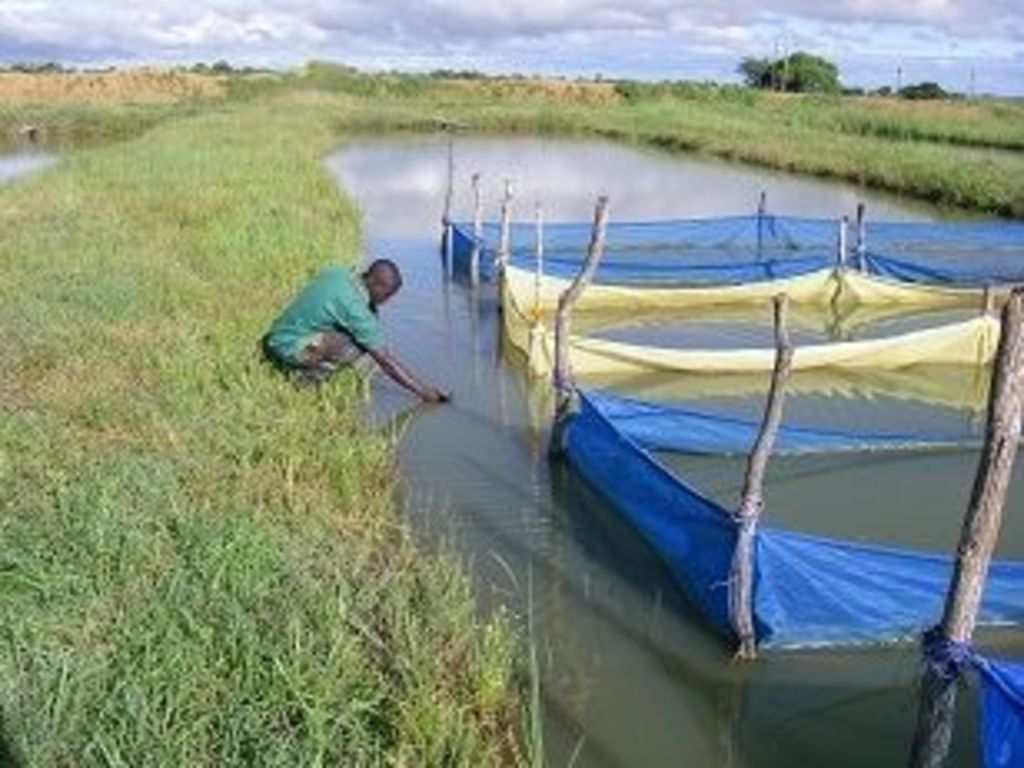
[0, 101, 524, 765]
[0, 102, 201, 150]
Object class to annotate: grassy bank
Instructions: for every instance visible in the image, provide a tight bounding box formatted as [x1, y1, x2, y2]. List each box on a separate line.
[6, 69, 1023, 215]
[0, 101, 524, 765]
[226, 68, 1024, 217]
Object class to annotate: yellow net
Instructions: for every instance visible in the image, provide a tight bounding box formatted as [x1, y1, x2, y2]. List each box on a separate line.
[505, 264, 995, 316]
[501, 265, 1000, 380]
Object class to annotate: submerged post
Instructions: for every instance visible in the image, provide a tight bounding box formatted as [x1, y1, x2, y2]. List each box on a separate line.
[908, 288, 1024, 768]
[552, 196, 610, 424]
[496, 179, 514, 274]
[730, 294, 794, 661]
[470, 172, 484, 287]
[855, 203, 867, 270]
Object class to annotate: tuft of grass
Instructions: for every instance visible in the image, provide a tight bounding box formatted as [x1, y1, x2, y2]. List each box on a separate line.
[0, 102, 524, 766]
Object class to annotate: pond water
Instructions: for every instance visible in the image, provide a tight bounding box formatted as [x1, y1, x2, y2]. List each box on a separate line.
[0, 151, 55, 185]
[325, 136, 1024, 768]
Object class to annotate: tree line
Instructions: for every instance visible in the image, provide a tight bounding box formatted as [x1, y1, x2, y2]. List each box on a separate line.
[738, 52, 954, 99]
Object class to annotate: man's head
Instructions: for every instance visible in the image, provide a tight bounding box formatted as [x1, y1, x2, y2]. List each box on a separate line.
[362, 259, 403, 308]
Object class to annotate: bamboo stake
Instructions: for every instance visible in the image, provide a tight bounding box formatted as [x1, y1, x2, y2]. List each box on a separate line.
[470, 172, 483, 287]
[908, 288, 1024, 768]
[552, 196, 610, 420]
[730, 294, 794, 660]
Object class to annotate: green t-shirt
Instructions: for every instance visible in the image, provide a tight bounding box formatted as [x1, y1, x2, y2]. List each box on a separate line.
[265, 266, 384, 366]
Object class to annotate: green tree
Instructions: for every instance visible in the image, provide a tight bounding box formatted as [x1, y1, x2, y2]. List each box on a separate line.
[739, 52, 840, 93]
[738, 57, 773, 89]
[899, 81, 949, 100]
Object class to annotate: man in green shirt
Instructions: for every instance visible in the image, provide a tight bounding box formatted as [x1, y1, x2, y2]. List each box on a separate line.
[264, 259, 450, 403]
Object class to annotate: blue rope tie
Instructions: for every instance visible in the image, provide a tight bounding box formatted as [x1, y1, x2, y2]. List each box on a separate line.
[922, 625, 976, 682]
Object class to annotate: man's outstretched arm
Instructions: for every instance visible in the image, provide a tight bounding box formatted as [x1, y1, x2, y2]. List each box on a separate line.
[367, 347, 450, 403]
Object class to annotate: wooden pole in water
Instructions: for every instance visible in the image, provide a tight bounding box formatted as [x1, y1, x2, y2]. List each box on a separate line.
[855, 203, 867, 270]
[982, 283, 995, 316]
[757, 191, 767, 259]
[470, 172, 483, 287]
[442, 132, 455, 275]
[534, 202, 545, 317]
[730, 294, 794, 661]
[497, 179, 514, 274]
[553, 196, 610, 419]
[908, 287, 1024, 768]
[837, 216, 849, 269]
[443, 132, 454, 227]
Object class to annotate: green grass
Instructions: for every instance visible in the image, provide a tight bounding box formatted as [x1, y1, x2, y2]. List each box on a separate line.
[0, 101, 524, 765]
[0, 102, 202, 150]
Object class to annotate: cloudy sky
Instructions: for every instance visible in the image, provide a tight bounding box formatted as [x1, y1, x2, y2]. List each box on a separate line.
[1, 0, 1022, 94]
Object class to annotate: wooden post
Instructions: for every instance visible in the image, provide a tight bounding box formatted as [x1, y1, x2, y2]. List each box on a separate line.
[729, 294, 794, 660]
[855, 203, 867, 270]
[553, 197, 611, 416]
[442, 133, 455, 275]
[756, 191, 767, 259]
[534, 202, 545, 318]
[470, 172, 483, 287]
[908, 288, 1024, 768]
[496, 179, 514, 274]
[837, 216, 849, 269]
[982, 283, 995, 316]
[443, 133, 454, 227]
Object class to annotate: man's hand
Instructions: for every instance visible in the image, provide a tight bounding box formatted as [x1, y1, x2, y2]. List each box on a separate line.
[422, 388, 452, 404]
[369, 347, 451, 404]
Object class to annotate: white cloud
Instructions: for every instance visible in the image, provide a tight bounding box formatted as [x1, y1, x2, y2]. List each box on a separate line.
[0, 0, 1020, 92]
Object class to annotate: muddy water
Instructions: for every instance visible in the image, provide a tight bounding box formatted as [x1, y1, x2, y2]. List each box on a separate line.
[325, 136, 1023, 768]
[0, 151, 54, 184]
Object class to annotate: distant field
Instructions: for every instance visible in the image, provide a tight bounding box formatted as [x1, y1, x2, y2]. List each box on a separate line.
[0, 70, 224, 105]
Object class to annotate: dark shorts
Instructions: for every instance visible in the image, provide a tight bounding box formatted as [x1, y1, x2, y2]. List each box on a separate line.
[264, 330, 364, 387]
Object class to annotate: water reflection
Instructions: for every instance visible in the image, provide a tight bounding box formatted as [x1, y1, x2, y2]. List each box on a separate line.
[324, 134, 935, 240]
[0, 152, 55, 185]
[327, 135, 1022, 768]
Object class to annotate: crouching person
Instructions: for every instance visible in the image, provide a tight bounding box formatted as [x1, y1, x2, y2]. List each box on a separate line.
[264, 259, 450, 403]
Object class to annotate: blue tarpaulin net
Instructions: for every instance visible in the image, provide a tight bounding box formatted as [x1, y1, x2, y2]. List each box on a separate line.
[451, 215, 836, 285]
[863, 251, 1024, 288]
[562, 391, 1024, 649]
[589, 391, 973, 455]
[979, 657, 1024, 768]
[450, 214, 1024, 287]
